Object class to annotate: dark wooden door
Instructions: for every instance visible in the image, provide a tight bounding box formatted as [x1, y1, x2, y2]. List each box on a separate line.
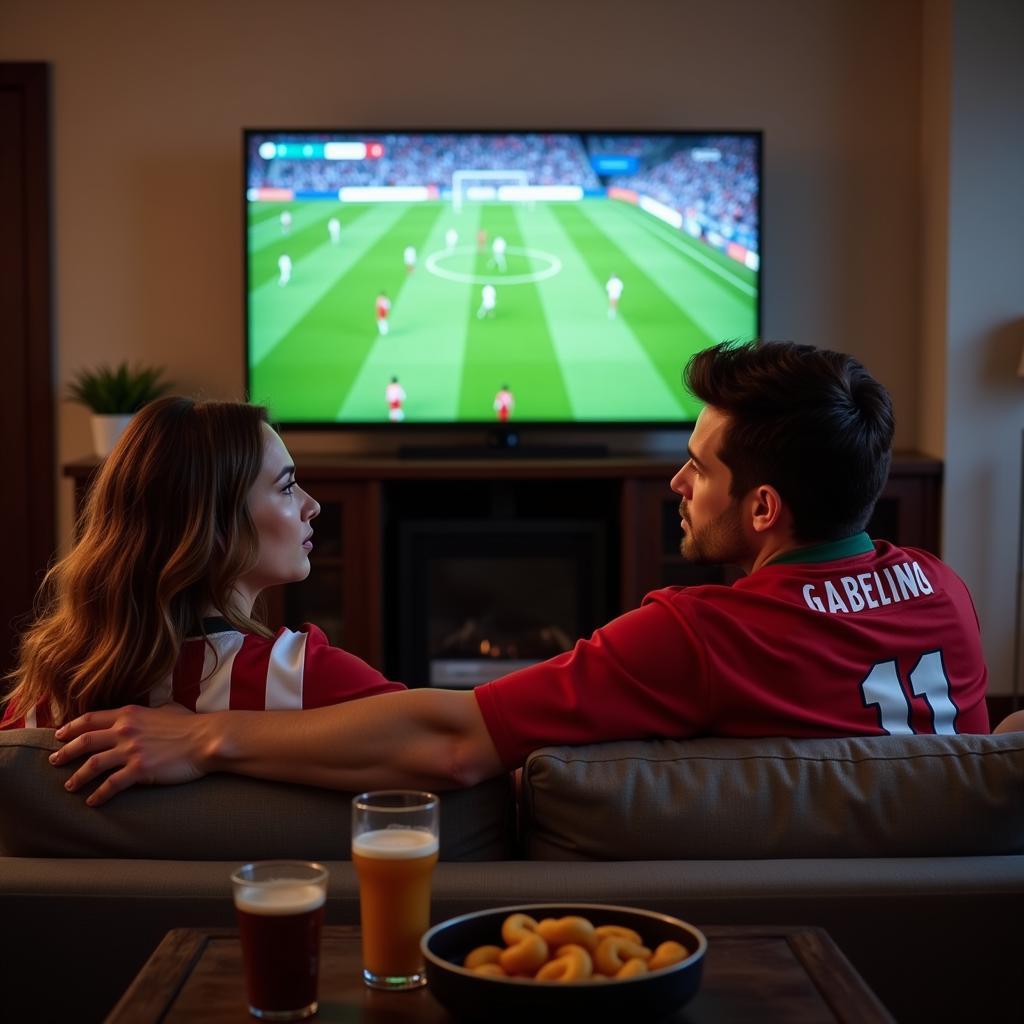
[0, 63, 54, 679]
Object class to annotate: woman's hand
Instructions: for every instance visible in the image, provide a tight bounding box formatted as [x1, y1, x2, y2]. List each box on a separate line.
[49, 703, 209, 806]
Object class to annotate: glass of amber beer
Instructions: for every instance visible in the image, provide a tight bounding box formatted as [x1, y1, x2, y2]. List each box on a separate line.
[231, 861, 328, 1020]
[352, 790, 440, 990]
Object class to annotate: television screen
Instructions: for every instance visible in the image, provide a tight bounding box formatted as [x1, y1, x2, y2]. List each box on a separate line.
[244, 130, 761, 428]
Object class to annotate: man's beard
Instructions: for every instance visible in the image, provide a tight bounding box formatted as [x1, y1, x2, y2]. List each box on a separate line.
[680, 501, 747, 566]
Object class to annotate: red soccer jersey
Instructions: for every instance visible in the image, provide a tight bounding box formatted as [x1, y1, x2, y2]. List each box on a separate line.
[494, 392, 512, 422]
[473, 536, 990, 769]
[2, 621, 403, 728]
[376, 297, 391, 320]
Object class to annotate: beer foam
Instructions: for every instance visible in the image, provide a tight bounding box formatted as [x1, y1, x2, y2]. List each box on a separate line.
[352, 827, 439, 859]
[234, 882, 326, 916]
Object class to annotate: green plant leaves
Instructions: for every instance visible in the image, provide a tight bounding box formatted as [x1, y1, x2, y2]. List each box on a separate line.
[65, 362, 174, 414]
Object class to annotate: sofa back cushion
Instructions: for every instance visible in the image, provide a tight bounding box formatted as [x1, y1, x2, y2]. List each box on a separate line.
[0, 728, 515, 861]
[520, 733, 1024, 860]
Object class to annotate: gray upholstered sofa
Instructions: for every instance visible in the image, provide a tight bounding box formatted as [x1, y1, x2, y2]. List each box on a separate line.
[2, 728, 1023, 1023]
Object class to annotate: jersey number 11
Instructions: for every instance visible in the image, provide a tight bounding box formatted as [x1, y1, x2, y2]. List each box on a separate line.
[860, 650, 958, 735]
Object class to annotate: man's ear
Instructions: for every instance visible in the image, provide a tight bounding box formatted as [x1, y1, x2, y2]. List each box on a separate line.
[748, 484, 785, 535]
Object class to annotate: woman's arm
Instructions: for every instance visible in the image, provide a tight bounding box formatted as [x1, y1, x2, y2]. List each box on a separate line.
[50, 688, 504, 806]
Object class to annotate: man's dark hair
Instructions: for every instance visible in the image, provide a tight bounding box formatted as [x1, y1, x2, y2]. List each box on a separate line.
[684, 340, 895, 542]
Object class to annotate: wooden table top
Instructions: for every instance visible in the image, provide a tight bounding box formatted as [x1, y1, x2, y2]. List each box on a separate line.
[106, 924, 894, 1023]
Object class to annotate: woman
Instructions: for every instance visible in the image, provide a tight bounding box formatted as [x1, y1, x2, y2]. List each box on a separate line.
[3, 397, 403, 729]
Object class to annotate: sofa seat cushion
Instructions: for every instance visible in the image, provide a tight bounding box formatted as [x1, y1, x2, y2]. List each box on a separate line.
[0, 728, 515, 860]
[521, 733, 1024, 860]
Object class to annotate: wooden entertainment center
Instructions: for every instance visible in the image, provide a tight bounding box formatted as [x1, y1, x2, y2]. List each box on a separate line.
[65, 452, 941, 682]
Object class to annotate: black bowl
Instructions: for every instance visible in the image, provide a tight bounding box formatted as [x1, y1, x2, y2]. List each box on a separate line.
[421, 903, 707, 1023]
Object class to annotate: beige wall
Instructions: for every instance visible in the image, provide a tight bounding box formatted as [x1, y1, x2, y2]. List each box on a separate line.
[4, 0, 923, 519]
[918, 0, 950, 461]
[938, 0, 1024, 698]
[7, 1, 1021, 694]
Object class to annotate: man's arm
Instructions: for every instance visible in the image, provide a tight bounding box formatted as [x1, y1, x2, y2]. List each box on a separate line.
[50, 688, 504, 806]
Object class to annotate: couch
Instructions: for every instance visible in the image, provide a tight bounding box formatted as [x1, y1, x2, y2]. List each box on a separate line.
[2, 727, 1022, 1023]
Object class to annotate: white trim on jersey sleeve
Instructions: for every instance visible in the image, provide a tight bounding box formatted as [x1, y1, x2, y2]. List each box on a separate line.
[264, 628, 309, 710]
[195, 631, 247, 712]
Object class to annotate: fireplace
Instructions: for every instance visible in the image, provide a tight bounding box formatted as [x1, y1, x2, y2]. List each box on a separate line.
[395, 519, 609, 687]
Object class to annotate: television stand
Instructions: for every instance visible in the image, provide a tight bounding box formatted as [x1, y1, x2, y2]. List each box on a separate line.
[400, 428, 609, 460]
[63, 453, 942, 677]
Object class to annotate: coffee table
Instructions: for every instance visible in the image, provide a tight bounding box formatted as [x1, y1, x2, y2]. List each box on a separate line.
[105, 924, 894, 1022]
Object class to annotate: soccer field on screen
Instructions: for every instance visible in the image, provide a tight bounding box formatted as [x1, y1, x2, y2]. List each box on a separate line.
[247, 197, 758, 424]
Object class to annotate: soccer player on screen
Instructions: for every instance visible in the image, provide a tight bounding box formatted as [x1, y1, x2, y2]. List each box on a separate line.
[375, 291, 391, 336]
[385, 376, 406, 422]
[476, 228, 488, 253]
[327, 217, 341, 245]
[606, 273, 624, 319]
[280, 210, 292, 234]
[445, 228, 458, 251]
[277, 254, 292, 287]
[477, 284, 497, 319]
[491, 235, 507, 272]
[493, 384, 514, 423]
[404, 245, 417, 274]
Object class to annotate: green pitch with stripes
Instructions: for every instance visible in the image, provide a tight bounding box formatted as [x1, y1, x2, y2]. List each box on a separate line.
[247, 199, 757, 424]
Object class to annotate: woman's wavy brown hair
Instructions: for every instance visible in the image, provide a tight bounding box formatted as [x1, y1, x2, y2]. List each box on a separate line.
[4, 397, 273, 725]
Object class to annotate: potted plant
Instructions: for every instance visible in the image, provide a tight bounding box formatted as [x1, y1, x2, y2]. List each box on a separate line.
[66, 361, 174, 456]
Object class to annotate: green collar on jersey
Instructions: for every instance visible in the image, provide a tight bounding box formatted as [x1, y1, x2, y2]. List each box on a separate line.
[766, 531, 874, 566]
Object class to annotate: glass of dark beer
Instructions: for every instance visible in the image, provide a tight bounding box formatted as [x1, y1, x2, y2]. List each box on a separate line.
[231, 861, 329, 1020]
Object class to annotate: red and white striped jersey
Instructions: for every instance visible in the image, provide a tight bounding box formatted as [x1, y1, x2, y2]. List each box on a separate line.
[165, 622, 403, 712]
[2, 620, 403, 728]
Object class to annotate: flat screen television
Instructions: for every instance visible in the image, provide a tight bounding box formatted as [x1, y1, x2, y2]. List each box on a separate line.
[244, 130, 761, 430]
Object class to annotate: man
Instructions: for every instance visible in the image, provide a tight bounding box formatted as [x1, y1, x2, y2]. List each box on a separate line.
[493, 384, 514, 422]
[404, 244, 417, 274]
[477, 283, 497, 319]
[606, 273, 623, 319]
[385, 375, 406, 422]
[327, 217, 341, 245]
[277, 253, 292, 287]
[50, 341, 990, 805]
[375, 291, 391, 335]
[491, 235, 507, 272]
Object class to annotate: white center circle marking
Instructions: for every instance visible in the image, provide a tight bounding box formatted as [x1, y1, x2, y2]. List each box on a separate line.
[424, 245, 562, 285]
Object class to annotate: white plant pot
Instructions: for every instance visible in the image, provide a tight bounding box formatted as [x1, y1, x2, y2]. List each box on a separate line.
[91, 414, 134, 457]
